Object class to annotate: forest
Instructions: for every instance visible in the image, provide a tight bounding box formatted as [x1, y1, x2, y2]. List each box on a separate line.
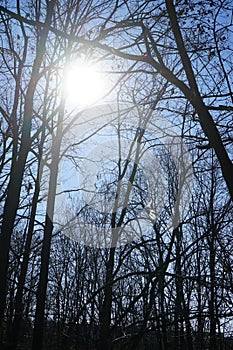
[0, 0, 233, 349]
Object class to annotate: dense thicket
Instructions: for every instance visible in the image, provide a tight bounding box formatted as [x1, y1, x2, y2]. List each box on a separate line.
[0, 1, 232, 350]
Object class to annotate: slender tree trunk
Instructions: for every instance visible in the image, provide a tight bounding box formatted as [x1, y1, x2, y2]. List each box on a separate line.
[6, 137, 44, 350]
[174, 227, 183, 350]
[31, 99, 64, 350]
[99, 248, 115, 350]
[165, 0, 233, 201]
[209, 231, 217, 350]
[0, 0, 55, 331]
[196, 244, 203, 350]
[208, 159, 217, 350]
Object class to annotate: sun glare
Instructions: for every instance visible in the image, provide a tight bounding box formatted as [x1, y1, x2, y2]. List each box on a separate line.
[63, 61, 106, 107]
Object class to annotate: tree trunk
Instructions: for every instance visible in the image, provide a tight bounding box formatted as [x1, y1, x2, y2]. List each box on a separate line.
[31, 96, 64, 350]
[99, 248, 115, 350]
[165, 0, 233, 201]
[0, 0, 55, 331]
[7, 142, 44, 350]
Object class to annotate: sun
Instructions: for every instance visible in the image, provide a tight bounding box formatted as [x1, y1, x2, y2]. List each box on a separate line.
[63, 60, 106, 107]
